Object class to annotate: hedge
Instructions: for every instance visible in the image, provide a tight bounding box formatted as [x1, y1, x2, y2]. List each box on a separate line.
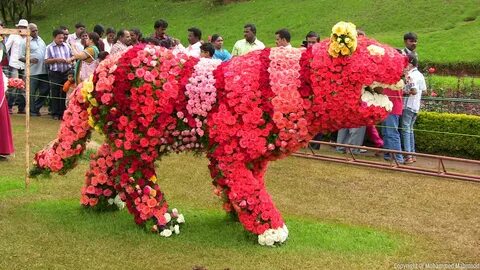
[415, 112, 480, 159]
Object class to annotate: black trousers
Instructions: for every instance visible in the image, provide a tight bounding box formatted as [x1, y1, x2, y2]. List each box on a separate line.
[48, 70, 68, 118]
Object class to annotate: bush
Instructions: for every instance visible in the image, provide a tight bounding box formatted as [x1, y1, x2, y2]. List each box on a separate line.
[415, 112, 480, 159]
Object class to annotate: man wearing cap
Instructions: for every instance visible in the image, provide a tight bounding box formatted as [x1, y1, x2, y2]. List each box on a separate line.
[5, 19, 28, 114]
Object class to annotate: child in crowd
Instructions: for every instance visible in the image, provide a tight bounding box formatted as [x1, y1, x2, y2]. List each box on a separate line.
[63, 70, 76, 106]
[200, 43, 215, 59]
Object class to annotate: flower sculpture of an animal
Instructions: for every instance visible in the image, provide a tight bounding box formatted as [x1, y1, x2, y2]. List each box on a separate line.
[31, 22, 406, 246]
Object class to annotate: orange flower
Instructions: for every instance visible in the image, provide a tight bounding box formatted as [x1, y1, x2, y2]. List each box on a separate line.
[147, 198, 157, 208]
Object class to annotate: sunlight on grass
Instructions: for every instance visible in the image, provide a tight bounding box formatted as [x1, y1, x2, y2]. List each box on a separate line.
[0, 177, 38, 198]
[24, 199, 402, 254]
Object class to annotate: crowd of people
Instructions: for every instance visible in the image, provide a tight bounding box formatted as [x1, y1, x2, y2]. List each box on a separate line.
[0, 18, 424, 164]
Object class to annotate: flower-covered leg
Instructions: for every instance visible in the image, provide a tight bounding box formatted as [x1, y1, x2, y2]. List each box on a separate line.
[80, 143, 122, 210]
[114, 156, 184, 236]
[208, 156, 238, 220]
[216, 158, 288, 246]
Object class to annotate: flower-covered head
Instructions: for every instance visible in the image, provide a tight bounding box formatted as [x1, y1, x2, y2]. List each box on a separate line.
[328, 21, 358, 58]
[309, 33, 407, 132]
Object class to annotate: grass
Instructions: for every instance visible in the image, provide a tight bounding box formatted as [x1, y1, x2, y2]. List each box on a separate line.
[0, 115, 480, 269]
[1, 115, 480, 269]
[26, 0, 480, 66]
[427, 75, 480, 97]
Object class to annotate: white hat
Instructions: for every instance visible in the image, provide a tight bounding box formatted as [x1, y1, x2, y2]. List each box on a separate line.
[16, 19, 28, 27]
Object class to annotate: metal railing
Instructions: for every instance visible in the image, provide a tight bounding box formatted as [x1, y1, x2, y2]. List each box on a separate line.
[294, 141, 480, 183]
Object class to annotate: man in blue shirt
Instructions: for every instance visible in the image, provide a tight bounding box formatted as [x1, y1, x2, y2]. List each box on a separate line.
[20, 23, 49, 116]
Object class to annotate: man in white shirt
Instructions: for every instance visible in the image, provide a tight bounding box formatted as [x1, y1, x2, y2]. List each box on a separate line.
[67, 22, 85, 52]
[231, 23, 265, 56]
[5, 19, 28, 77]
[401, 54, 426, 164]
[5, 19, 28, 113]
[110, 29, 131, 55]
[173, 27, 202, 58]
[275, 28, 292, 48]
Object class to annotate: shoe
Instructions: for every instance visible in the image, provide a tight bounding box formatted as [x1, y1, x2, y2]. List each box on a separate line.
[30, 112, 41, 117]
[404, 157, 415, 164]
[359, 149, 367, 153]
[52, 115, 60, 120]
[18, 110, 26, 114]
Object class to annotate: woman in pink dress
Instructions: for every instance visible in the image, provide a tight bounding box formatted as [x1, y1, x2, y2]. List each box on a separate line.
[0, 52, 14, 160]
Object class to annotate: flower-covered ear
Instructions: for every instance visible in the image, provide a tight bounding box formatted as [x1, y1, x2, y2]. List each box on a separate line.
[328, 21, 358, 58]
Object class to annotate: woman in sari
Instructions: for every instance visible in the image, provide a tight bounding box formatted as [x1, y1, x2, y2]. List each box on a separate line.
[68, 32, 100, 84]
[0, 48, 14, 160]
[211, 34, 231, 62]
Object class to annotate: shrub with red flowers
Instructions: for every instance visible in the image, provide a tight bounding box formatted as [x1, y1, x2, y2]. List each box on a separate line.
[7, 78, 25, 90]
[32, 23, 406, 246]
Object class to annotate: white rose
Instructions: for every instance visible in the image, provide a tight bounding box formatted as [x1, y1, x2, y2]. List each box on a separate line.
[273, 232, 281, 242]
[367, 45, 385, 56]
[265, 236, 275, 246]
[174, 225, 180, 235]
[176, 214, 185, 223]
[116, 201, 125, 210]
[258, 234, 266, 245]
[164, 213, 172, 223]
[107, 198, 114, 205]
[160, 229, 172, 237]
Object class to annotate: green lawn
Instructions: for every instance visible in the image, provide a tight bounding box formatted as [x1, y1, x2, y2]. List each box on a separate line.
[427, 75, 480, 97]
[1, 115, 479, 269]
[27, 0, 480, 66]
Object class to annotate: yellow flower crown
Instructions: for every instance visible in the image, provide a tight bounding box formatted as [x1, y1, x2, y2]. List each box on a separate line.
[328, 21, 358, 58]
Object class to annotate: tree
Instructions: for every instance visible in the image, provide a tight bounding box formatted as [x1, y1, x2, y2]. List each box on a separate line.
[0, 0, 40, 25]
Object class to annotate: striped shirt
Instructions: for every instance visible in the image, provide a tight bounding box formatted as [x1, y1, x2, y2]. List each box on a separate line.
[45, 41, 72, 72]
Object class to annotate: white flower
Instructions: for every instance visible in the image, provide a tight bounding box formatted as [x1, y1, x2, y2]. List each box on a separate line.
[258, 234, 266, 245]
[258, 225, 289, 246]
[367, 45, 385, 56]
[176, 214, 185, 224]
[114, 195, 125, 210]
[265, 235, 275, 246]
[107, 198, 114, 205]
[164, 213, 171, 223]
[160, 229, 172, 237]
[174, 225, 180, 235]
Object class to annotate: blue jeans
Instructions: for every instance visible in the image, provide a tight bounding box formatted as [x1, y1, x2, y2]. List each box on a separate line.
[29, 74, 50, 114]
[336, 127, 366, 154]
[382, 114, 404, 163]
[401, 109, 417, 157]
